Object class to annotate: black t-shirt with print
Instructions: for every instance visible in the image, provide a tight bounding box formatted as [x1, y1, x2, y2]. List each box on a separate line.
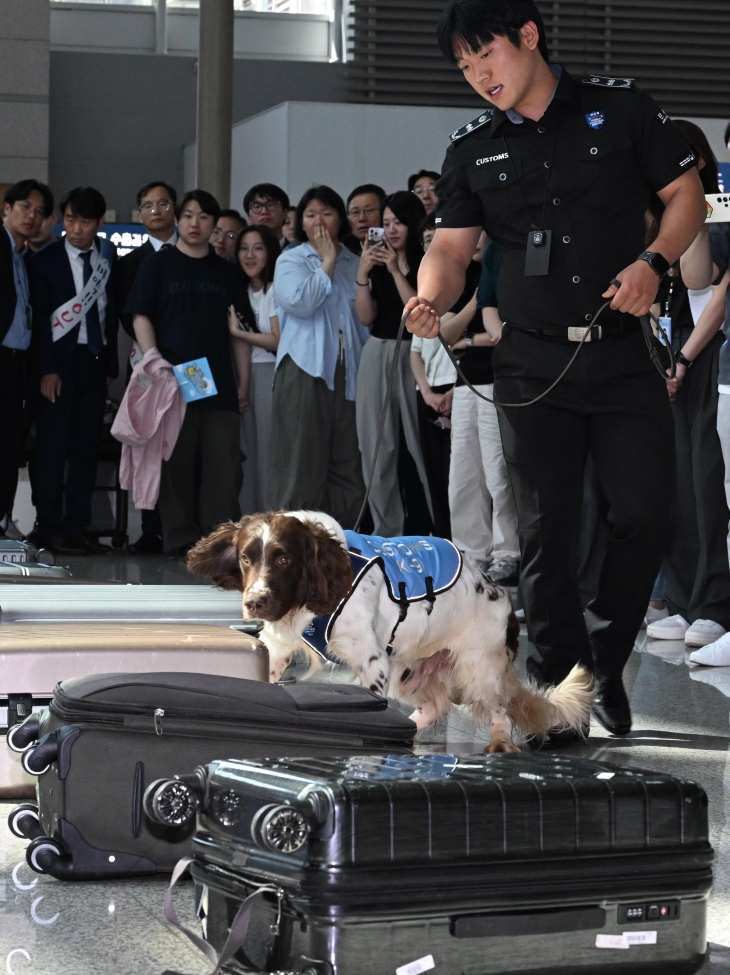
[127, 246, 253, 412]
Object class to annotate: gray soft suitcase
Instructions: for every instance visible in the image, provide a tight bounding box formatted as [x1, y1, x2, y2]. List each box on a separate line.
[9, 674, 415, 881]
[1, 622, 267, 798]
[161, 753, 713, 975]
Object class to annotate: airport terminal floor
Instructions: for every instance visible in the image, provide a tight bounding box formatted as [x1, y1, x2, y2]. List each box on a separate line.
[1, 546, 730, 974]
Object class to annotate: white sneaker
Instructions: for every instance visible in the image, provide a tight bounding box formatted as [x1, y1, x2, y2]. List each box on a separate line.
[486, 559, 519, 584]
[688, 629, 730, 663]
[646, 614, 689, 640]
[641, 604, 669, 629]
[684, 619, 726, 648]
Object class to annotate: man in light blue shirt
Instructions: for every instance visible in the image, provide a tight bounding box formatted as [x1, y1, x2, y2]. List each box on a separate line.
[1, 179, 54, 536]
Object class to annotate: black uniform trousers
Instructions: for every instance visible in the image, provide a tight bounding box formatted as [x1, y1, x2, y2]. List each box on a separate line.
[665, 332, 730, 629]
[494, 324, 675, 686]
[0, 346, 27, 519]
[35, 345, 108, 535]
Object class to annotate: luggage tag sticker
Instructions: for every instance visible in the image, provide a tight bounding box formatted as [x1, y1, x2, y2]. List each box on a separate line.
[596, 932, 657, 949]
[596, 935, 630, 949]
[625, 931, 658, 945]
[173, 357, 218, 403]
[396, 955, 436, 975]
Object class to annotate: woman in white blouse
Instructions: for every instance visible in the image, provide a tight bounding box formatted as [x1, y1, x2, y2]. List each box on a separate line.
[229, 223, 281, 512]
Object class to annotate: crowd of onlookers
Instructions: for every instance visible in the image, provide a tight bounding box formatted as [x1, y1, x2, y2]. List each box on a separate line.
[2, 115, 730, 662]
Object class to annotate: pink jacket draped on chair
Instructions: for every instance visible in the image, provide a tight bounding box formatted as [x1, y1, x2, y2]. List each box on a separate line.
[111, 347, 186, 509]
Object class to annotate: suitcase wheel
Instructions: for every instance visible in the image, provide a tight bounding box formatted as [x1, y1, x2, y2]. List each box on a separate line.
[21, 732, 57, 776]
[26, 836, 67, 875]
[7, 803, 43, 840]
[7, 714, 41, 752]
[250, 804, 310, 854]
[144, 778, 198, 827]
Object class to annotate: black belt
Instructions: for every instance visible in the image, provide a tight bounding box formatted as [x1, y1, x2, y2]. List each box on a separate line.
[506, 318, 638, 343]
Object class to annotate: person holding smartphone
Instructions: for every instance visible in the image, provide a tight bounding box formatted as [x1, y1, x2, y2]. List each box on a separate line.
[355, 191, 433, 536]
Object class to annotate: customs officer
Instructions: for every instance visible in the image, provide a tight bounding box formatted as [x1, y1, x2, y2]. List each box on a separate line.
[406, 0, 706, 744]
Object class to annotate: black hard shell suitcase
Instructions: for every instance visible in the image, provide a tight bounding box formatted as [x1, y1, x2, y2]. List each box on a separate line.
[168, 753, 712, 975]
[10, 674, 415, 882]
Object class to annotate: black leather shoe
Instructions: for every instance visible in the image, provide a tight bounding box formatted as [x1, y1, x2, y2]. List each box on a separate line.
[58, 532, 111, 555]
[528, 725, 589, 750]
[592, 676, 632, 736]
[129, 530, 163, 555]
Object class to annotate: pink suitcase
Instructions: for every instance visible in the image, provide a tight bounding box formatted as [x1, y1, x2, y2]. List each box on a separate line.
[1, 622, 268, 798]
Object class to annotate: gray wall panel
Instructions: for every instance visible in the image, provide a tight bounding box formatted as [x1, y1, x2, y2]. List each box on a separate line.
[49, 51, 345, 219]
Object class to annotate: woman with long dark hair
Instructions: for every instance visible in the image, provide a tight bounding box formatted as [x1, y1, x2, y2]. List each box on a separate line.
[270, 186, 369, 524]
[229, 223, 281, 512]
[355, 190, 432, 536]
[646, 119, 730, 652]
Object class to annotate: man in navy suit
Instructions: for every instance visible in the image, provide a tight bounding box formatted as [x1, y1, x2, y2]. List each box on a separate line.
[30, 186, 119, 554]
[1, 179, 54, 538]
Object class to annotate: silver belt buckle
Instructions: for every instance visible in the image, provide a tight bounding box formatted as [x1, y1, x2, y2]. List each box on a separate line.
[567, 326, 600, 342]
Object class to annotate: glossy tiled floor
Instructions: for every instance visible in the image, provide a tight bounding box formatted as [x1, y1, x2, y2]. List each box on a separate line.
[1, 566, 730, 973]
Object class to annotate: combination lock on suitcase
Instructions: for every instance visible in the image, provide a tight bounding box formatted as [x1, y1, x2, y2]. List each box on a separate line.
[155, 753, 713, 975]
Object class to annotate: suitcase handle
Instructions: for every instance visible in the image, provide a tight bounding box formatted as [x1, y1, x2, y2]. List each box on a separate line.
[450, 905, 607, 938]
[165, 856, 285, 974]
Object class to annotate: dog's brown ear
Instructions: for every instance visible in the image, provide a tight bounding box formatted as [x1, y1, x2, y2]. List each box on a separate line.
[303, 525, 353, 616]
[187, 521, 243, 590]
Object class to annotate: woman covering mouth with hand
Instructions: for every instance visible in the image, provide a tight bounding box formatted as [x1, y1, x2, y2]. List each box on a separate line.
[229, 224, 282, 513]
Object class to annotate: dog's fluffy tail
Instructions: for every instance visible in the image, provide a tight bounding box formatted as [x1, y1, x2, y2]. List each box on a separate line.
[508, 665, 594, 738]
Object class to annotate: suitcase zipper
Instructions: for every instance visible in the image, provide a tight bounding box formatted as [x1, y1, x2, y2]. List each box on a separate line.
[154, 709, 164, 736]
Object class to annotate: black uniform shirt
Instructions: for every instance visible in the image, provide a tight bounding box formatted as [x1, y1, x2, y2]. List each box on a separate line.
[436, 67, 696, 329]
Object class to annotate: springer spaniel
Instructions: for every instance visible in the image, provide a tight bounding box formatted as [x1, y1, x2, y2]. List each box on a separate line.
[187, 511, 593, 752]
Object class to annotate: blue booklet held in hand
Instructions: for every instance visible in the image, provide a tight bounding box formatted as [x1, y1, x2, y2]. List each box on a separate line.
[173, 357, 218, 403]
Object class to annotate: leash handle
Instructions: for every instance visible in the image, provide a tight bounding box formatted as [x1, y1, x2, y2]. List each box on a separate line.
[608, 277, 676, 380]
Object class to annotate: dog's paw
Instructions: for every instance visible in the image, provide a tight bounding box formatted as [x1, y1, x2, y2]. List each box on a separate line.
[483, 741, 521, 753]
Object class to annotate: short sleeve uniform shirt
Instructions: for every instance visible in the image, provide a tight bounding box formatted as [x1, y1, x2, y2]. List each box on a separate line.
[436, 67, 696, 329]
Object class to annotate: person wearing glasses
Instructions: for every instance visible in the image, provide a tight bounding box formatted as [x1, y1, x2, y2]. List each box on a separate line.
[243, 183, 290, 249]
[346, 184, 386, 251]
[115, 181, 178, 553]
[211, 209, 246, 262]
[408, 170, 440, 215]
[117, 182, 178, 341]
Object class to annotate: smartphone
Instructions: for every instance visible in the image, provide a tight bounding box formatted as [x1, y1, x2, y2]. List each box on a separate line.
[705, 194, 730, 223]
[367, 226, 386, 246]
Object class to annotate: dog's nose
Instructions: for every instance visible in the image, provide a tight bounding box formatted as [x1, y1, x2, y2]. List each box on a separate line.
[244, 594, 268, 614]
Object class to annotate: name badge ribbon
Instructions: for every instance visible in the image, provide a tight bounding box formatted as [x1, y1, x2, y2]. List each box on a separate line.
[50, 256, 111, 342]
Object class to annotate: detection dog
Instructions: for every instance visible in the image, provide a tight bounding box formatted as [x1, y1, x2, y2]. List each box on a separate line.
[188, 510, 593, 751]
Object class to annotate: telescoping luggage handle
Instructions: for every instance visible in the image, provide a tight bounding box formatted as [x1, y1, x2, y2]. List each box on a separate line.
[163, 856, 284, 975]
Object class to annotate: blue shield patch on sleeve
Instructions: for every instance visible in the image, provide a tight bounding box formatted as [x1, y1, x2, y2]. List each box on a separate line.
[585, 111, 605, 130]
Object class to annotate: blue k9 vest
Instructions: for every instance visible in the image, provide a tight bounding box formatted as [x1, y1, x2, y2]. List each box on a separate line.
[301, 532, 462, 661]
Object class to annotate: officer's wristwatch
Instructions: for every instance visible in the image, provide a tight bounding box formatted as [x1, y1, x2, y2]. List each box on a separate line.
[463, 335, 474, 347]
[637, 250, 671, 278]
[675, 352, 693, 369]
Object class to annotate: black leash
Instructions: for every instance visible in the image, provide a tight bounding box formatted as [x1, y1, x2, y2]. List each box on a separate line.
[353, 280, 674, 531]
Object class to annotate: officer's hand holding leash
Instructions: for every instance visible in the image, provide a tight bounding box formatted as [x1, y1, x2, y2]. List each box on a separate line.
[602, 258, 662, 317]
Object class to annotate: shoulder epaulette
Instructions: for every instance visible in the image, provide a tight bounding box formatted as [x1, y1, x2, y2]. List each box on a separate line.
[450, 110, 493, 143]
[581, 74, 635, 89]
